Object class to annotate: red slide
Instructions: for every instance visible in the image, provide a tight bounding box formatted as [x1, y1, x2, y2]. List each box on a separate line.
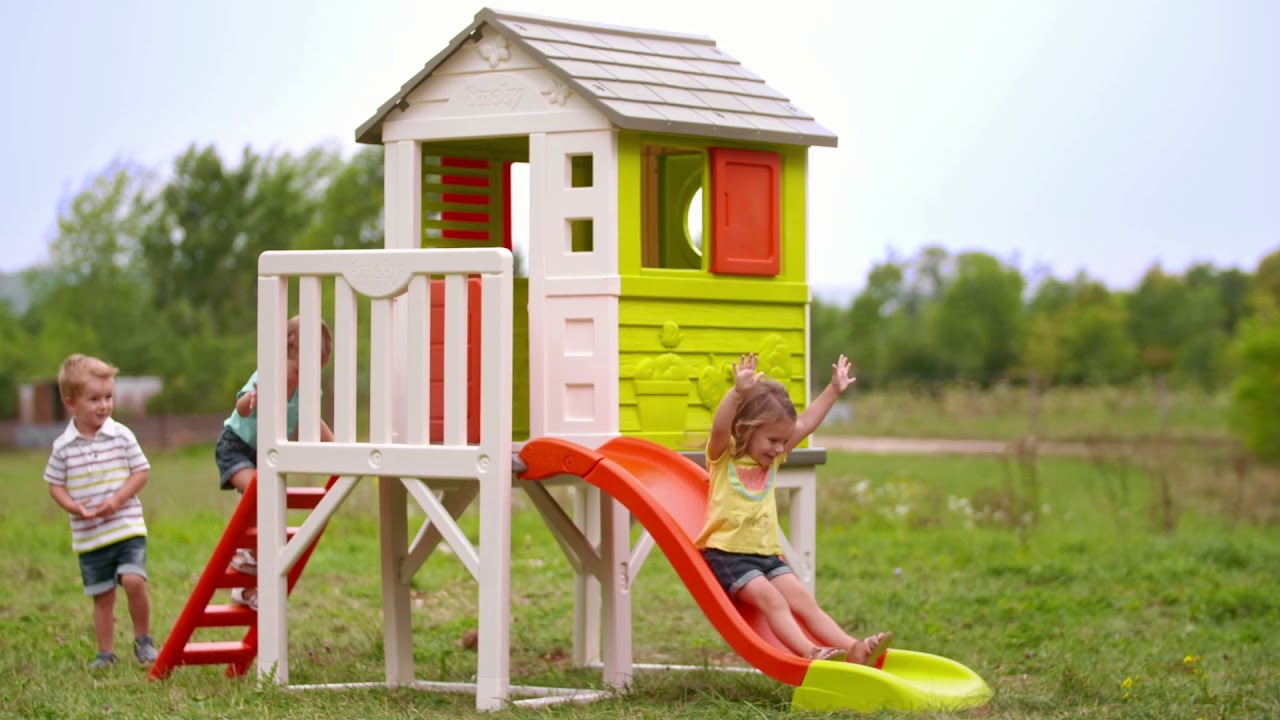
[518, 435, 815, 686]
[519, 436, 993, 713]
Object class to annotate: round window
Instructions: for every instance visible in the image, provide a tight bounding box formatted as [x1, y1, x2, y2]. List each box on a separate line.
[685, 188, 703, 255]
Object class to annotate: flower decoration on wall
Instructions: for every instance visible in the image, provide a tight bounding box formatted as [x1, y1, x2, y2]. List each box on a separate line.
[542, 80, 572, 106]
[477, 32, 511, 69]
[636, 321, 688, 381]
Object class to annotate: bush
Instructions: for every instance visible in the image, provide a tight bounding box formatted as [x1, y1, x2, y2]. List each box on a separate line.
[1230, 313, 1280, 462]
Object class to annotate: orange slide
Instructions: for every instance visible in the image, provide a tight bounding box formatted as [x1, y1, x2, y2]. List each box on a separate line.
[518, 436, 992, 713]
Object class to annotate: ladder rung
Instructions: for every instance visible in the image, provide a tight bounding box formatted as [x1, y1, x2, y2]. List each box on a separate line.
[242, 527, 300, 540]
[198, 604, 257, 627]
[180, 641, 254, 666]
[218, 569, 257, 589]
[287, 487, 328, 510]
[151, 474, 339, 680]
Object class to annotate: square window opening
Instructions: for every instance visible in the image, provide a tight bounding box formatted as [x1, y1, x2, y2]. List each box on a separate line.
[569, 218, 594, 253]
[569, 154, 594, 188]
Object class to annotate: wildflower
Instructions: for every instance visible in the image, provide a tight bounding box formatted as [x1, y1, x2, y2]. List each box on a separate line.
[1183, 654, 1204, 677]
[1121, 675, 1139, 700]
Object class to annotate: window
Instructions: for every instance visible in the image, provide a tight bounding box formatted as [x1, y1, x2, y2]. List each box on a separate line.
[568, 154, 593, 188]
[569, 218, 593, 253]
[640, 146, 704, 270]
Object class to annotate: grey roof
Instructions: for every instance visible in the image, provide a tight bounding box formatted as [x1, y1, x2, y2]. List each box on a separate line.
[355, 8, 837, 148]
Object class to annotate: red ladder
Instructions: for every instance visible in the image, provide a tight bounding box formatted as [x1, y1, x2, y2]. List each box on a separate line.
[149, 473, 338, 679]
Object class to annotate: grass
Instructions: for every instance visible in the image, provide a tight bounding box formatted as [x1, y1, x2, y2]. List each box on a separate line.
[2, 441, 1278, 719]
[829, 382, 1233, 443]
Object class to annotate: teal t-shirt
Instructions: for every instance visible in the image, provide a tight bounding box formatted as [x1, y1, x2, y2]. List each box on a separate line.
[222, 370, 299, 449]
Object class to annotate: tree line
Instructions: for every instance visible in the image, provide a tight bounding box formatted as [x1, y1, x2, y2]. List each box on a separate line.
[810, 246, 1280, 459]
[0, 143, 1276, 460]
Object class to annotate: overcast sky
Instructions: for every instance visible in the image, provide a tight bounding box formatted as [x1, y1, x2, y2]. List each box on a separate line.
[1, 0, 1276, 299]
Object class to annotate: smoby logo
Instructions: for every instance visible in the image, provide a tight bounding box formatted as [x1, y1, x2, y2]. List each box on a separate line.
[464, 82, 523, 111]
[351, 262, 399, 280]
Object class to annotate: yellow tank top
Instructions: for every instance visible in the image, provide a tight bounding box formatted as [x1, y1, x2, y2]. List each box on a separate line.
[694, 439, 785, 555]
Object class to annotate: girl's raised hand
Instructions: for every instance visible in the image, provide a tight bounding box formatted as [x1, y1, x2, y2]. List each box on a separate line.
[733, 353, 762, 393]
[831, 354, 856, 394]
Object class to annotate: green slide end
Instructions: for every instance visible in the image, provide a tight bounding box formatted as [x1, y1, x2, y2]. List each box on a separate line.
[792, 649, 993, 713]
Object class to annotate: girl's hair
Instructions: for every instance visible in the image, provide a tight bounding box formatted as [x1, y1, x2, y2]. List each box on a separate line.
[57, 354, 117, 400]
[730, 377, 796, 457]
[286, 315, 334, 363]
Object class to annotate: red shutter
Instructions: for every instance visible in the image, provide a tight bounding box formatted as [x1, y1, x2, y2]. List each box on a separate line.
[425, 157, 509, 245]
[709, 148, 781, 276]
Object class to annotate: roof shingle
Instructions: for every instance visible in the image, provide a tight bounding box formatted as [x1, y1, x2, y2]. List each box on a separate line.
[356, 7, 836, 147]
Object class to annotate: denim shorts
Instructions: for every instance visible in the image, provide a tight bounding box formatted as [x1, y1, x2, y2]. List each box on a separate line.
[215, 427, 256, 490]
[702, 548, 793, 597]
[79, 535, 147, 596]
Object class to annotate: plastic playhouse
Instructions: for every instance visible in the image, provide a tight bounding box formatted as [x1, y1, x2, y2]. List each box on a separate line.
[153, 7, 991, 713]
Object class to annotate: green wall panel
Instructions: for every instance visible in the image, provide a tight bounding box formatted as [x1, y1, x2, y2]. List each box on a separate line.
[617, 294, 809, 448]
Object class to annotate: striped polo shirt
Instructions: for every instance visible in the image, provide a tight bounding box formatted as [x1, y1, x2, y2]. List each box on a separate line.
[44, 417, 150, 553]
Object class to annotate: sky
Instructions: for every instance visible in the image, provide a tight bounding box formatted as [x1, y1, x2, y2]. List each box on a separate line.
[1, 0, 1277, 300]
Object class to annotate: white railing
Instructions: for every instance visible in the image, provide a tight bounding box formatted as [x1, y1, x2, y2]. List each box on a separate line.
[253, 247, 514, 704]
[256, 247, 513, 472]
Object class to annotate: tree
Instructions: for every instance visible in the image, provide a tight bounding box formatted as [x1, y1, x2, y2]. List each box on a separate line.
[1208, 266, 1251, 335]
[1126, 265, 1192, 375]
[1058, 302, 1138, 384]
[1230, 307, 1280, 461]
[1254, 248, 1280, 310]
[809, 298, 849, 391]
[932, 252, 1026, 383]
[137, 145, 329, 335]
[846, 261, 904, 388]
[300, 145, 385, 250]
[25, 163, 158, 375]
[0, 300, 31, 417]
[1230, 249, 1280, 461]
[1024, 272, 1136, 385]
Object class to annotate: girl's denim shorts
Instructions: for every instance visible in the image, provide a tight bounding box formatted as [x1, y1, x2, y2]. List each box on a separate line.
[702, 547, 792, 597]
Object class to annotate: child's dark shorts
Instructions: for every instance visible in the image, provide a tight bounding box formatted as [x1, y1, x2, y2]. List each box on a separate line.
[702, 547, 793, 597]
[79, 535, 147, 596]
[215, 427, 256, 490]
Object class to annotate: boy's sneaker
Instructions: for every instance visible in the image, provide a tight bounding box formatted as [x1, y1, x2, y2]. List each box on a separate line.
[89, 651, 117, 669]
[134, 635, 159, 665]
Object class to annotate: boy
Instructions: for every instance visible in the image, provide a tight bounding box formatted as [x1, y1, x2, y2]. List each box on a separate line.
[215, 315, 334, 610]
[44, 354, 159, 668]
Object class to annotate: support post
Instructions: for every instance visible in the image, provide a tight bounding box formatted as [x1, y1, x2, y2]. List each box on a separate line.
[599, 491, 632, 688]
[573, 485, 602, 666]
[257, 275, 290, 683]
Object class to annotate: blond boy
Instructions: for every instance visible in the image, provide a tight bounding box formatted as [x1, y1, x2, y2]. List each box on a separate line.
[44, 354, 158, 668]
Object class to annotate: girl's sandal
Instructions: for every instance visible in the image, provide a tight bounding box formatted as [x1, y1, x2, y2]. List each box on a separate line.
[230, 587, 259, 611]
[851, 631, 893, 666]
[806, 646, 848, 662]
[230, 548, 258, 576]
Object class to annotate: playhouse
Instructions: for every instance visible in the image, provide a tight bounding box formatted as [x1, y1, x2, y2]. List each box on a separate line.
[152, 8, 990, 713]
[356, 7, 832, 450]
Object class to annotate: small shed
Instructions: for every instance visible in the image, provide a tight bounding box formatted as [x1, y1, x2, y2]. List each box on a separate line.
[357, 7, 837, 449]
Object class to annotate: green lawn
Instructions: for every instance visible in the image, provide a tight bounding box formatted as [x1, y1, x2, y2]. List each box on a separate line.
[831, 383, 1233, 443]
[1, 442, 1276, 719]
